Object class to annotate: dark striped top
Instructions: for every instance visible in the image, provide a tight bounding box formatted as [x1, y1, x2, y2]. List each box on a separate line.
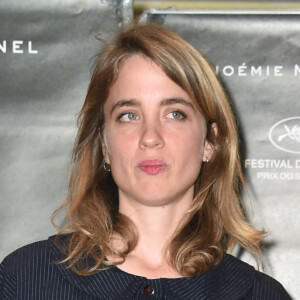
[0, 236, 291, 299]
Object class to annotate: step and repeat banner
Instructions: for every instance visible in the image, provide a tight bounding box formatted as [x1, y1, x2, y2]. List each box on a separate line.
[140, 10, 299, 298]
[0, 0, 120, 259]
[1, 1, 299, 298]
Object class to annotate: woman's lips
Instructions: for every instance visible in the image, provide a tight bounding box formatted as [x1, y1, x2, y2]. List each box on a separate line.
[137, 159, 168, 175]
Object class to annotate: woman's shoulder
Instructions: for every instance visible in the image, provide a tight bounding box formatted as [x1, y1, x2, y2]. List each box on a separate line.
[0, 237, 51, 299]
[0, 235, 69, 278]
[221, 254, 291, 299]
[1, 239, 49, 271]
[251, 270, 291, 299]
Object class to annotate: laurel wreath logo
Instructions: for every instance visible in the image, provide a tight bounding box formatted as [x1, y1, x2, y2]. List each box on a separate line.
[277, 124, 300, 143]
[269, 117, 300, 154]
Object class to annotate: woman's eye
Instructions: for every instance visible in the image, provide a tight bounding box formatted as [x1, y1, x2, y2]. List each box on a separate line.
[119, 112, 138, 122]
[167, 111, 186, 120]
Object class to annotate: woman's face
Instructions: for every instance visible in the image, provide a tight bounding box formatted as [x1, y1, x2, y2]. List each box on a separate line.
[103, 55, 212, 208]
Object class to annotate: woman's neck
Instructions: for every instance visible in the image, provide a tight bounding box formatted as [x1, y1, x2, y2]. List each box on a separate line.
[114, 194, 192, 278]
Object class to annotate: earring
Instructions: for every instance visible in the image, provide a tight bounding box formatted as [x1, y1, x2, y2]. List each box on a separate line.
[103, 162, 111, 172]
[206, 158, 209, 163]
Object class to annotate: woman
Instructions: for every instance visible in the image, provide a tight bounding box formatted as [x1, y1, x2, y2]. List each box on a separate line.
[0, 23, 291, 299]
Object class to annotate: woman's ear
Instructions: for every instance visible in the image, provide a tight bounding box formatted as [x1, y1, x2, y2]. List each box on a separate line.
[103, 148, 110, 165]
[202, 122, 217, 162]
[202, 141, 214, 162]
[101, 135, 110, 164]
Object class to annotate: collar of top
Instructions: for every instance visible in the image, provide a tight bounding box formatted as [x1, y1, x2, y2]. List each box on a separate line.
[48, 235, 255, 300]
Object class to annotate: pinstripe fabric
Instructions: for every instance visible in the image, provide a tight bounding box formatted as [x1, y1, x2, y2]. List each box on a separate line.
[0, 236, 291, 299]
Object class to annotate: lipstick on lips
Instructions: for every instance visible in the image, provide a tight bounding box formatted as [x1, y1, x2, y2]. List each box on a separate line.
[137, 159, 168, 175]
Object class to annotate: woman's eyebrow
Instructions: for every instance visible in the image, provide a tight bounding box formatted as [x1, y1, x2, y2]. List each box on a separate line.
[160, 98, 195, 110]
[110, 97, 195, 116]
[110, 99, 140, 116]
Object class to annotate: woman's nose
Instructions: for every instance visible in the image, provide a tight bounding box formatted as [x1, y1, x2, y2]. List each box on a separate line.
[138, 121, 164, 149]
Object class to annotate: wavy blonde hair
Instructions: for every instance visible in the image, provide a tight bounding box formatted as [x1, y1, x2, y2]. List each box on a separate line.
[52, 22, 264, 276]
